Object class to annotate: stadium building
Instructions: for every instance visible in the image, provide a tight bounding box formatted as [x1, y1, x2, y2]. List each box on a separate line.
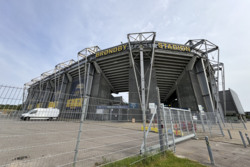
[23, 32, 245, 121]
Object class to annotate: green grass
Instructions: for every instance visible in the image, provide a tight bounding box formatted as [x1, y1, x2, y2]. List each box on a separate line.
[103, 151, 206, 167]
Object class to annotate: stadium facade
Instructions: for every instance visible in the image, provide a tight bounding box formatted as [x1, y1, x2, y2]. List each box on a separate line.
[23, 32, 244, 121]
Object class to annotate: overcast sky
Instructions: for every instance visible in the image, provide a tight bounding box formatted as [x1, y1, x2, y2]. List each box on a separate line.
[0, 0, 249, 110]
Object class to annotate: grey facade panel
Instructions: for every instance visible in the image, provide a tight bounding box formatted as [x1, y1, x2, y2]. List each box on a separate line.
[229, 89, 245, 115]
[219, 89, 245, 115]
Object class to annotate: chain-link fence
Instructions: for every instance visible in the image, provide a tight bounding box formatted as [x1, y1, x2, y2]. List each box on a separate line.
[0, 85, 247, 166]
[193, 111, 247, 139]
[144, 106, 196, 153]
[194, 112, 225, 138]
[224, 116, 247, 130]
[0, 85, 160, 166]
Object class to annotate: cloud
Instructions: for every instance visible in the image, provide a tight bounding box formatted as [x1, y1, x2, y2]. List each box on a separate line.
[0, 0, 249, 110]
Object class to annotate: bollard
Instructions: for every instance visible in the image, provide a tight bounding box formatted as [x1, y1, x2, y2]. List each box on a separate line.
[245, 133, 250, 145]
[227, 129, 232, 139]
[239, 131, 247, 148]
[205, 136, 215, 165]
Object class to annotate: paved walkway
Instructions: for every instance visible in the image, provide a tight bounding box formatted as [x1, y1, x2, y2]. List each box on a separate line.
[176, 122, 250, 167]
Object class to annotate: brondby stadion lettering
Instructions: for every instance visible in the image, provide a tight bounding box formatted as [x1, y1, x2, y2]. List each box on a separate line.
[157, 42, 191, 52]
[96, 44, 127, 58]
[95, 42, 190, 58]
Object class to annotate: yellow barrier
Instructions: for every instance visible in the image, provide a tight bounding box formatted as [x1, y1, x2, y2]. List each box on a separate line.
[141, 126, 159, 133]
[173, 130, 184, 137]
[141, 126, 183, 136]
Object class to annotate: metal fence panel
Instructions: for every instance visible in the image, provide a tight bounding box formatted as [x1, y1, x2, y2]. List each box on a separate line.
[0, 85, 247, 166]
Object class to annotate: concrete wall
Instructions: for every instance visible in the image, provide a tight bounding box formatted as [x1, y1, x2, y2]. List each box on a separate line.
[175, 60, 211, 114]
[129, 59, 159, 122]
[188, 68, 206, 112]
[87, 71, 112, 120]
[176, 70, 198, 112]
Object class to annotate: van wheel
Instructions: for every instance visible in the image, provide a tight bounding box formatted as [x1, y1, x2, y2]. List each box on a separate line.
[26, 117, 30, 121]
[49, 117, 53, 121]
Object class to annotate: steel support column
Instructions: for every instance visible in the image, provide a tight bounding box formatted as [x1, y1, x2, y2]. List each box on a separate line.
[139, 42, 147, 153]
[73, 47, 99, 166]
[127, 32, 156, 154]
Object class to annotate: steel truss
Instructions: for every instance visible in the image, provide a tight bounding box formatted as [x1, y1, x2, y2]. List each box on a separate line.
[77, 46, 100, 95]
[127, 32, 156, 153]
[186, 39, 226, 121]
[74, 46, 100, 166]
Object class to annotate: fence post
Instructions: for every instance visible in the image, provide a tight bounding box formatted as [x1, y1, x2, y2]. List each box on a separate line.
[189, 109, 196, 137]
[205, 136, 215, 165]
[239, 131, 247, 148]
[230, 119, 234, 129]
[74, 97, 88, 166]
[240, 116, 247, 130]
[177, 110, 183, 136]
[204, 112, 211, 130]
[156, 87, 164, 152]
[169, 108, 176, 152]
[162, 104, 169, 150]
[245, 133, 250, 145]
[227, 129, 232, 139]
[200, 112, 206, 132]
[183, 111, 189, 134]
[215, 113, 225, 137]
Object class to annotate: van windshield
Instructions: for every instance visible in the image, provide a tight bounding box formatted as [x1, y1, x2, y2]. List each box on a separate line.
[28, 110, 37, 114]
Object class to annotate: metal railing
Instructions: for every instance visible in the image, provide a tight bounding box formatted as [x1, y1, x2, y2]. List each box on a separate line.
[143, 106, 196, 153]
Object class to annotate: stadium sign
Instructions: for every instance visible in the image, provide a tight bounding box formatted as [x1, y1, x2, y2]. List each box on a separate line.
[96, 44, 127, 58]
[157, 42, 191, 52]
[95, 42, 191, 58]
[129, 103, 139, 109]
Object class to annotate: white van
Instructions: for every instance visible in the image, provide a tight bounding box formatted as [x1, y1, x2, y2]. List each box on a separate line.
[20, 108, 60, 121]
